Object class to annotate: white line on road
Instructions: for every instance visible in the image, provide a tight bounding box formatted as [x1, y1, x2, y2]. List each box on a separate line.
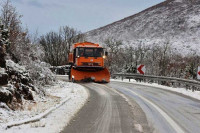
[98, 83, 185, 133]
[124, 88, 185, 133]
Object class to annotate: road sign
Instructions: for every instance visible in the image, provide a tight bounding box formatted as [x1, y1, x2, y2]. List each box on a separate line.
[137, 64, 145, 75]
[197, 66, 200, 80]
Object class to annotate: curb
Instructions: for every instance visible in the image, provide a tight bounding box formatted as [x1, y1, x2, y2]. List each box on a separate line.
[5, 97, 71, 129]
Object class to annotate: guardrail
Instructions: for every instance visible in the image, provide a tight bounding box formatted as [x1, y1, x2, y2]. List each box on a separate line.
[50, 65, 71, 75]
[55, 75, 69, 82]
[112, 73, 200, 91]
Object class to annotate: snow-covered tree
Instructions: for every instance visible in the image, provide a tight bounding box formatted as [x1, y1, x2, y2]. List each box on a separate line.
[0, 20, 9, 68]
[0, 0, 23, 62]
[104, 38, 124, 73]
[0, 0, 55, 90]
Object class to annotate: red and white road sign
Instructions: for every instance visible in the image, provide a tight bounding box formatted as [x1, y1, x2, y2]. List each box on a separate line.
[137, 64, 146, 75]
[197, 66, 200, 80]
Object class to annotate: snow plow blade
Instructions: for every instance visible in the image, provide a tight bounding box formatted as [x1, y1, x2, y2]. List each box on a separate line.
[70, 68, 110, 83]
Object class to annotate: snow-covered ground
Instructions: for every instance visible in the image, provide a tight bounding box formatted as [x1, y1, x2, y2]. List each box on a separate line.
[0, 81, 88, 133]
[111, 79, 200, 101]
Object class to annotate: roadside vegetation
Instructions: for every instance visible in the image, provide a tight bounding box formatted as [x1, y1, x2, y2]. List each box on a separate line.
[0, 0, 84, 110]
[39, 26, 85, 66]
[104, 38, 200, 79]
[0, 0, 57, 109]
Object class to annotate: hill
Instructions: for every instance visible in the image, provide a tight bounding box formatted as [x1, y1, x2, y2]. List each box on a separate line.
[86, 0, 200, 55]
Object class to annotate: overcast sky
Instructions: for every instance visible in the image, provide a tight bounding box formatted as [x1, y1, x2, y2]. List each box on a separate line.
[8, 0, 164, 35]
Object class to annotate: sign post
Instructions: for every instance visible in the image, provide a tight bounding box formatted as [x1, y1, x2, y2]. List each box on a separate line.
[137, 64, 145, 75]
[197, 66, 200, 80]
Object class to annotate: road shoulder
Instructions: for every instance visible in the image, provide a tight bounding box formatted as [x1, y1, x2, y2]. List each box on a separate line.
[1, 81, 89, 133]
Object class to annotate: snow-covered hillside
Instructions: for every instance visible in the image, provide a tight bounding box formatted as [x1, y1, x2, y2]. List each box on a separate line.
[86, 0, 200, 55]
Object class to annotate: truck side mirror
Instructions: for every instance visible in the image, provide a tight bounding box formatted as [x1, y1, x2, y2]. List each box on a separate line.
[105, 51, 108, 56]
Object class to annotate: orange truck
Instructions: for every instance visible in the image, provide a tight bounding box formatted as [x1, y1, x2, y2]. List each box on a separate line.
[68, 42, 110, 83]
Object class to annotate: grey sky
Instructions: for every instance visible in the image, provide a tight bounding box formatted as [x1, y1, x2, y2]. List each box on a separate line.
[8, 0, 164, 35]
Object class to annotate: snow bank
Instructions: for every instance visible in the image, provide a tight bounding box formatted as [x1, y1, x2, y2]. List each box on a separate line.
[111, 79, 200, 101]
[6, 60, 26, 73]
[0, 68, 5, 74]
[0, 81, 88, 133]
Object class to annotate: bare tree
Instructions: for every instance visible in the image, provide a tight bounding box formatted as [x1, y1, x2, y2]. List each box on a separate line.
[40, 26, 85, 66]
[0, 21, 9, 68]
[0, 0, 26, 62]
[145, 43, 160, 75]
[104, 38, 123, 73]
[1, 0, 22, 30]
[60, 26, 85, 64]
[157, 41, 172, 76]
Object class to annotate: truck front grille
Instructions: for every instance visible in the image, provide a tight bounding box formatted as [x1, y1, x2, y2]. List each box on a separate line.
[82, 62, 100, 66]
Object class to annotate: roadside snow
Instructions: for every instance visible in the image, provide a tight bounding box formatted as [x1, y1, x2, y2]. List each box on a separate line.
[0, 81, 88, 133]
[0, 68, 5, 74]
[111, 79, 200, 101]
[6, 60, 26, 73]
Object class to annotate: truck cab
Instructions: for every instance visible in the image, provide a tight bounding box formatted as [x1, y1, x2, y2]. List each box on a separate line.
[69, 42, 107, 70]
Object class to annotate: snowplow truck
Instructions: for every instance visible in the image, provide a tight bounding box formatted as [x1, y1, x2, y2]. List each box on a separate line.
[68, 42, 110, 83]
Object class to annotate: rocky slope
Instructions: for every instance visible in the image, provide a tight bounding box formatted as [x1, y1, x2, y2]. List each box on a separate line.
[0, 24, 54, 110]
[86, 0, 200, 55]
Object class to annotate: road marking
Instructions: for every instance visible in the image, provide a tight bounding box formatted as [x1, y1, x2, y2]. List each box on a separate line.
[99, 83, 185, 133]
[125, 88, 185, 133]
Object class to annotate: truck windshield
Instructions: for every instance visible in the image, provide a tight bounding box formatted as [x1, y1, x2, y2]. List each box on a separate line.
[78, 48, 103, 57]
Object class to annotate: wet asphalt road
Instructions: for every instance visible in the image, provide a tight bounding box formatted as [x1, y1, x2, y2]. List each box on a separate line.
[108, 81, 200, 133]
[62, 83, 150, 133]
[62, 81, 200, 133]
